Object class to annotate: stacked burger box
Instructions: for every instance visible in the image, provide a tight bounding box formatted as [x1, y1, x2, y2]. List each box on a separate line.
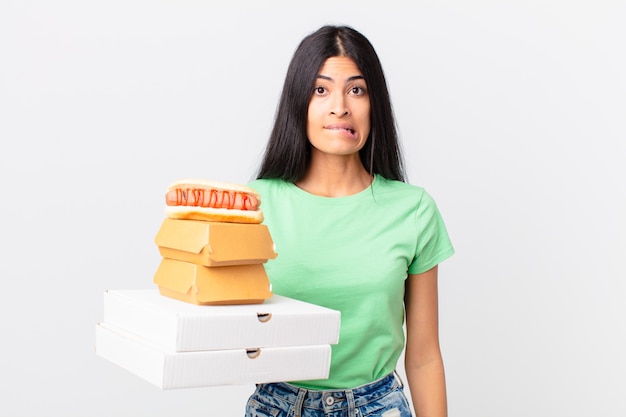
[95, 180, 341, 389]
[152, 217, 276, 305]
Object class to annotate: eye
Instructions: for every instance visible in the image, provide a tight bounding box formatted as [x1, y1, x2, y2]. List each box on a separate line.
[313, 86, 327, 95]
[349, 86, 367, 96]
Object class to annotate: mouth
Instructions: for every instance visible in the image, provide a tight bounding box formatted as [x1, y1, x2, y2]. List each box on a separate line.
[326, 124, 356, 136]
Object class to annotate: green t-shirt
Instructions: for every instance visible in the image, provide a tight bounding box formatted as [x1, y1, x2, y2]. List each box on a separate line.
[248, 174, 454, 390]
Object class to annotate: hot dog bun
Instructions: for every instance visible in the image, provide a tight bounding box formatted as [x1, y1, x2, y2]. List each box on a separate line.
[164, 179, 263, 224]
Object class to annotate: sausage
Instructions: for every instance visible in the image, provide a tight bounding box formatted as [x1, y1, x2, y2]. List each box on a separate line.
[165, 187, 259, 211]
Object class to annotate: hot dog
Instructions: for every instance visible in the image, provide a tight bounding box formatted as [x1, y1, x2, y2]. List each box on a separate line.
[164, 179, 263, 224]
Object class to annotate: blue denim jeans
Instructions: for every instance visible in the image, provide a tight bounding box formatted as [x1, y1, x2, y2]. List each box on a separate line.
[245, 372, 412, 417]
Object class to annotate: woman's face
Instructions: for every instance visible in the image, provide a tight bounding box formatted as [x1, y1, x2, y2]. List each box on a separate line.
[306, 56, 371, 158]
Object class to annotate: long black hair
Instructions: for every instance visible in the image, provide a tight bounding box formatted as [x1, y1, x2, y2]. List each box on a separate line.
[256, 25, 406, 182]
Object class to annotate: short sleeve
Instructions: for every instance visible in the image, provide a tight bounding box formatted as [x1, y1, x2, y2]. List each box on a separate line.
[408, 190, 455, 275]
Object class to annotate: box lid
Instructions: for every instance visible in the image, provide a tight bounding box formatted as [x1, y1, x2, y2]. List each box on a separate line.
[154, 219, 277, 264]
[95, 322, 332, 389]
[102, 289, 341, 351]
[153, 258, 272, 305]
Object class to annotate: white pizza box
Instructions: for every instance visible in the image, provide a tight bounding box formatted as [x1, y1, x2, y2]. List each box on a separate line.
[95, 322, 332, 389]
[102, 289, 341, 352]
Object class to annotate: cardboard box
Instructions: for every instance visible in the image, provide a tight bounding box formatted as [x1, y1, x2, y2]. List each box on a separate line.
[95, 322, 332, 389]
[154, 258, 272, 305]
[103, 289, 341, 352]
[155, 218, 278, 266]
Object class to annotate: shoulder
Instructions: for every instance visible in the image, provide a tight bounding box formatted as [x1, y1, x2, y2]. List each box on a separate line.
[246, 178, 293, 201]
[247, 178, 286, 192]
[374, 176, 430, 203]
[373, 176, 444, 220]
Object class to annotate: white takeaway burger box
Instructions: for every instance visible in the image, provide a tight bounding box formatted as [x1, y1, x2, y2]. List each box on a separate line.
[95, 289, 341, 389]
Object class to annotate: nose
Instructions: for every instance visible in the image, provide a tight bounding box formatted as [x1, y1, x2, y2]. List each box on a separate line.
[330, 94, 349, 116]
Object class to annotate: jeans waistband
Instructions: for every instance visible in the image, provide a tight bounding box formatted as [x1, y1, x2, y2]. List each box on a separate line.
[256, 372, 402, 414]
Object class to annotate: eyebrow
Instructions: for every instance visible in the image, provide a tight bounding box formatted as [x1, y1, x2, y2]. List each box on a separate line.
[317, 74, 365, 82]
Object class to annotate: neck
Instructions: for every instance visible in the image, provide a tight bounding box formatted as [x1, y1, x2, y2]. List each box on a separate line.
[295, 154, 373, 197]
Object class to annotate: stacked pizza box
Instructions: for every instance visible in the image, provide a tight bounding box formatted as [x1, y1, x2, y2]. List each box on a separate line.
[95, 181, 341, 389]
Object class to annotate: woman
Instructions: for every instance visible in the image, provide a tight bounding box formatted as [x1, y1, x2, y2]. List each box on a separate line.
[246, 25, 454, 417]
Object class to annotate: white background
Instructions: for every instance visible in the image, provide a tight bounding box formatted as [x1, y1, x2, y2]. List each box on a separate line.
[1, 1, 625, 416]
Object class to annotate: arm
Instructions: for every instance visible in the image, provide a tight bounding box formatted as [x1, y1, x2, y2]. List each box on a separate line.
[404, 265, 448, 417]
